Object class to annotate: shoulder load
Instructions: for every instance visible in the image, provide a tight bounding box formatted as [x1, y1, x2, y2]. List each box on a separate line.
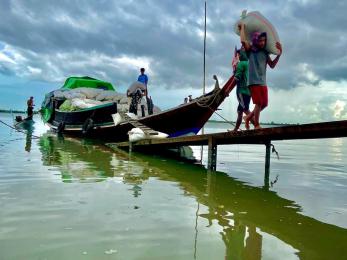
[234, 10, 281, 55]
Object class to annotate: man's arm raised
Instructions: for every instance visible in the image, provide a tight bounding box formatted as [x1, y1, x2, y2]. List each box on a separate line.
[239, 23, 250, 51]
[267, 42, 282, 69]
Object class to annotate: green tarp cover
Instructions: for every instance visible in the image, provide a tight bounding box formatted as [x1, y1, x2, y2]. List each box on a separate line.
[61, 76, 115, 91]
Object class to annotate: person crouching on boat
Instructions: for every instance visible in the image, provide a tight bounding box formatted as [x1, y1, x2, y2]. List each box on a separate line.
[239, 23, 282, 129]
[230, 49, 253, 132]
[27, 96, 34, 119]
[127, 82, 146, 115]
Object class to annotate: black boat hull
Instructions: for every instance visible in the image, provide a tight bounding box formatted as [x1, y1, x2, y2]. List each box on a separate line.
[44, 76, 236, 142]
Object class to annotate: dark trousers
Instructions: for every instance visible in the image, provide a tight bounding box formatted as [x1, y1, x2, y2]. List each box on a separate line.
[129, 90, 142, 115]
[27, 107, 33, 118]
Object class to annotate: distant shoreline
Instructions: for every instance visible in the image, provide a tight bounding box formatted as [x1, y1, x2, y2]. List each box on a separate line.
[0, 109, 39, 114]
[0, 110, 294, 125]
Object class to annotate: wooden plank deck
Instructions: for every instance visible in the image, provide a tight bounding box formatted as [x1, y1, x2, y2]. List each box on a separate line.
[110, 120, 347, 148]
[107, 120, 347, 173]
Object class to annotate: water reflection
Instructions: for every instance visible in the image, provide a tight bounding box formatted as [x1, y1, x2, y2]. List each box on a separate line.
[38, 136, 347, 259]
[25, 129, 33, 152]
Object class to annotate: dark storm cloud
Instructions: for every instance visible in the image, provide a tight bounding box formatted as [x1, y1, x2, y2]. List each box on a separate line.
[0, 0, 346, 90]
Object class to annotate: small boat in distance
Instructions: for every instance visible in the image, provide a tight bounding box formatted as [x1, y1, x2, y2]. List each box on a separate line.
[41, 75, 236, 142]
[13, 115, 35, 130]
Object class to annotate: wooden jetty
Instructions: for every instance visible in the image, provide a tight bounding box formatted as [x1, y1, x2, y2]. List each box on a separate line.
[107, 120, 347, 182]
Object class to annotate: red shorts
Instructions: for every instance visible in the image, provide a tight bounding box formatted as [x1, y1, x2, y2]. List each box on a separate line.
[250, 85, 268, 109]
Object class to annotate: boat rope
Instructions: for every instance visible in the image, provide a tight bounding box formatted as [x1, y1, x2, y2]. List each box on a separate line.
[196, 92, 236, 126]
[195, 78, 235, 126]
[210, 108, 236, 126]
[196, 87, 221, 109]
[0, 119, 40, 139]
[270, 174, 279, 187]
[271, 144, 280, 160]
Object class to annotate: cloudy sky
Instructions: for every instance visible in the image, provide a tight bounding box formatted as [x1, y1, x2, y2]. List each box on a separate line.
[0, 0, 346, 123]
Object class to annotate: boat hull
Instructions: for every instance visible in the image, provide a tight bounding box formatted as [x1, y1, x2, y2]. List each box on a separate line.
[44, 75, 236, 142]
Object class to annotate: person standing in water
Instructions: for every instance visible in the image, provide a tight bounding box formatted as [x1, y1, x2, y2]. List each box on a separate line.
[27, 96, 34, 118]
[239, 23, 282, 129]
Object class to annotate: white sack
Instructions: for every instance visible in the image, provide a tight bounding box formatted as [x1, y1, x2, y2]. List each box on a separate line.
[234, 10, 281, 55]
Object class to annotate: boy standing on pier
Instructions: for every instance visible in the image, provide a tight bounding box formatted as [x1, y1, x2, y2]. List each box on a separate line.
[230, 49, 253, 131]
[239, 23, 282, 129]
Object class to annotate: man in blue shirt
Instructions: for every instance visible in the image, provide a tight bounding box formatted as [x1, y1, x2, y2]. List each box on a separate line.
[137, 68, 153, 115]
[138, 68, 148, 88]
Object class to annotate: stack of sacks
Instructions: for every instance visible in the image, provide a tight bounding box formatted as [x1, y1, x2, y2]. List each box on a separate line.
[59, 99, 107, 112]
[54, 88, 128, 112]
[54, 88, 161, 114]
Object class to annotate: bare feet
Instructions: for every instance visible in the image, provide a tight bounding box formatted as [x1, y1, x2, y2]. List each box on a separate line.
[228, 128, 241, 132]
[243, 116, 250, 130]
[254, 125, 262, 130]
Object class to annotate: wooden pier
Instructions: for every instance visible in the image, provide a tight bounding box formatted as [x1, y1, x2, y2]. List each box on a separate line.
[107, 120, 347, 179]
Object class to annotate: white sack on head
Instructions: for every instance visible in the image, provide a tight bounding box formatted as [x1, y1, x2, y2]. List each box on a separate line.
[234, 10, 281, 55]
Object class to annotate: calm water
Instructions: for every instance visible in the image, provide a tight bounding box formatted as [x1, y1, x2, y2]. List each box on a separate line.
[0, 112, 346, 260]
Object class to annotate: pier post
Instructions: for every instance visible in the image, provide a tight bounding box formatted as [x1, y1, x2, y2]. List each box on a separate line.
[264, 141, 271, 188]
[207, 137, 217, 171]
[129, 142, 133, 153]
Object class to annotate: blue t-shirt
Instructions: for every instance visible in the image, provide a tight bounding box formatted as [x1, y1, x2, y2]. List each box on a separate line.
[247, 49, 269, 86]
[138, 74, 148, 85]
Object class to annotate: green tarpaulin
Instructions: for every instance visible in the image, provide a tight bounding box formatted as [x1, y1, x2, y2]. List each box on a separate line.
[61, 76, 115, 91]
[41, 76, 115, 123]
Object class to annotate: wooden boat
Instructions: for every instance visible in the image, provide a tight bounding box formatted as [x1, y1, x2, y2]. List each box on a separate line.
[14, 115, 35, 130]
[41, 75, 236, 142]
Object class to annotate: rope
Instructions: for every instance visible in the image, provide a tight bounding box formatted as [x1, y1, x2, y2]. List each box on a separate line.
[210, 108, 235, 126]
[270, 144, 280, 160]
[195, 83, 236, 126]
[0, 119, 40, 139]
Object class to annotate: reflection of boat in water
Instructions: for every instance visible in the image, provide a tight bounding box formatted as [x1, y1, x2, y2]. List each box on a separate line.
[37, 136, 347, 259]
[38, 134, 149, 184]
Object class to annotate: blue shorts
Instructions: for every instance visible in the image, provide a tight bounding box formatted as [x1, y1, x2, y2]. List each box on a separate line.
[236, 92, 251, 112]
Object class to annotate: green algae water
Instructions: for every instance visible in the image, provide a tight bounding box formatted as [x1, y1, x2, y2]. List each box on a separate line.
[0, 113, 347, 260]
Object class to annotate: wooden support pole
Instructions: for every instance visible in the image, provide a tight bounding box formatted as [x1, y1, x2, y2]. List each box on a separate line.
[207, 137, 217, 171]
[264, 141, 271, 188]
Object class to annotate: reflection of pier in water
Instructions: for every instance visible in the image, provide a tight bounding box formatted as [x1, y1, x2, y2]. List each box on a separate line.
[38, 136, 347, 259]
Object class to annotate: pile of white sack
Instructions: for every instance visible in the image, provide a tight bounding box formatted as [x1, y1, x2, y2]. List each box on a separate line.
[54, 87, 160, 115]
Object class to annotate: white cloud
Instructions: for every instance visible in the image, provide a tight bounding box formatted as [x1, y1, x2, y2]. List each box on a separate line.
[216, 78, 347, 124]
[0, 52, 16, 64]
[331, 100, 346, 119]
[297, 63, 319, 83]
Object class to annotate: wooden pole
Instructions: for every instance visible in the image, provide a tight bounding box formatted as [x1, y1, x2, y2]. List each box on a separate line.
[200, 1, 207, 164]
[207, 136, 217, 171]
[203, 1, 207, 95]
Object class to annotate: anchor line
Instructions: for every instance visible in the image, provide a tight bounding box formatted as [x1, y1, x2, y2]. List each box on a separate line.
[0, 119, 40, 139]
